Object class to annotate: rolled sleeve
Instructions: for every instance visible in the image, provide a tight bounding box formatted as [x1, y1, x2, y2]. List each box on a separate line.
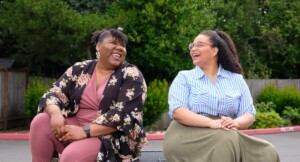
[237, 80, 256, 117]
[168, 72, 190, 118]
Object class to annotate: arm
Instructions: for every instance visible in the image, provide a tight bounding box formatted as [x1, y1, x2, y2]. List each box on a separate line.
[220, 112, 254, 130]
[38, 61, 95, 117]
[173, 107, 222, 128]
[221, 76, 256, 130]
[60, 124, 117, 141]
[235, 77, 256, 129]
[45, 105, 66, 138]
[61, 65, 146, 142]
[169, 72, 222, 128]
[233, 112, 255, 129]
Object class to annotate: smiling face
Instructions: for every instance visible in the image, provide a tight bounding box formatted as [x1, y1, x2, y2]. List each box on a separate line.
[96, 35, 127, 70]
[189, 34, 218, 67]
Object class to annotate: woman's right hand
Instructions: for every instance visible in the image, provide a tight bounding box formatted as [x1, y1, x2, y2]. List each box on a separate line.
[45, 105, 66, 138]
[50, 114, 65, 138]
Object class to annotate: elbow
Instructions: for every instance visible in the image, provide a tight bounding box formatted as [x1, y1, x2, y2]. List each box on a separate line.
[172, 108, 183, 122]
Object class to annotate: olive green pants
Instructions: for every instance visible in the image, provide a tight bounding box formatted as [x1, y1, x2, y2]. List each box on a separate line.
[163, 120, 280, 162]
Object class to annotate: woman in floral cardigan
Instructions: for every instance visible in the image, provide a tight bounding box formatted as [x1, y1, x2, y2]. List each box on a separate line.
[29, 28, 147, 162]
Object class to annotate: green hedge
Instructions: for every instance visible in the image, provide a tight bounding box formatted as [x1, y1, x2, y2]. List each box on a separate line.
[250, 102, 285, 129]
[256, 84, 300, 115]
[143, 79, 169, 128]
[25, 77, 54, 119]
[283, 106, 300, 126]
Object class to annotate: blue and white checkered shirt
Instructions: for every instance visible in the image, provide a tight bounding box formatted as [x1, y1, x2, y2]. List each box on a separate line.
[168, 65, 256, 119]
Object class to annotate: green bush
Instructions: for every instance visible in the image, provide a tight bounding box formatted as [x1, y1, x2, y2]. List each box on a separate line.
[282, 106, 300, 125]
[276, 86, 300, 114]
[256, 84, 300, 114]
[143, 79, 169, 128]
[25, 77, 54, 119]
[250, 110, 285, 129]
[254, 101, 276, 112]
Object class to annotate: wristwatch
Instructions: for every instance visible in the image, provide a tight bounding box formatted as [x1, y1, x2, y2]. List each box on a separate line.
[83, 125, 91, 138]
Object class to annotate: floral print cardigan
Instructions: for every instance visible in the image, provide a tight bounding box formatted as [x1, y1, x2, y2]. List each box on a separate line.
[37, 60, 148, 161]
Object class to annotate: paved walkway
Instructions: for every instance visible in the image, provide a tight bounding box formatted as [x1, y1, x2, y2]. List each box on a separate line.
[0, 126, 300, 162]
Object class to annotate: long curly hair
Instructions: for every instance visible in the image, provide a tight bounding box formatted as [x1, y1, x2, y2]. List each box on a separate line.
[200, 30, 243, 74]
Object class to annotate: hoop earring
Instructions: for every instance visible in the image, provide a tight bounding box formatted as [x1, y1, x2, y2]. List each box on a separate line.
[96, 52, 100, 60]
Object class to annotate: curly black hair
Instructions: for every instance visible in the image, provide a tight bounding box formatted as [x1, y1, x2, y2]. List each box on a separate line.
[91, 28, 128, 47]
[200, 30, 243, 74]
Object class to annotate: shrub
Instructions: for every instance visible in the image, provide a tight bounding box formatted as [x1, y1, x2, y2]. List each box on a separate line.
[254, 101, 276, 112]
[276, 86, 300, 114]
[282, 106, 300, 125]
[250, 110, 285, 129]
[143, 79, 169, 128]
[25, 77, 54, 119]
[256, 84, 300, 114]
[249, 102, 285, 129]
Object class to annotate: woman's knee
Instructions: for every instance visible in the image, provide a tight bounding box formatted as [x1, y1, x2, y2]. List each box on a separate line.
[217, 129, 238, 140]
[30, 113, 50, 130]
[59, 138, 100, 162]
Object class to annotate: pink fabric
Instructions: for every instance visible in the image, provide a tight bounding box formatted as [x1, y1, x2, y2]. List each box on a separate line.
[30, 113, 101, 162]
[30, 70, 110, 162]
[77, 69, 110, 126]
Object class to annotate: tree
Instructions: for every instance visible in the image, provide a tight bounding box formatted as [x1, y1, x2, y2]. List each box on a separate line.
[0, 0, 111, 76]
[210, 0, 300, 79]
[106, 0, 216, 82]
[257, 1, 300, 78]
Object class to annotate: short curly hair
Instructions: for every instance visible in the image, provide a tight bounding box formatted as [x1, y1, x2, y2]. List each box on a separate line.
[91, 28, 128, 47]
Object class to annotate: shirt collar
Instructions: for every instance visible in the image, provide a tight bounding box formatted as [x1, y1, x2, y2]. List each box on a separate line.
[218, 65, 231, 78]
[193, 64, 230, 79]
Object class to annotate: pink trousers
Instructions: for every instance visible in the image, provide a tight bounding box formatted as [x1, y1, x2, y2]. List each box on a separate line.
[29, 113, 101, 162]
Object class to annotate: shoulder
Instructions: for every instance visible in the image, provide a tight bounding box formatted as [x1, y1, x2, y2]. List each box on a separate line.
[72, 60, 96, 68]
[67, 60, 97, 74]
[119, 62, 145, 81]
[176, 69, 196, 79]
[222, 70, 248, 87]
[221, 67, 244, 80]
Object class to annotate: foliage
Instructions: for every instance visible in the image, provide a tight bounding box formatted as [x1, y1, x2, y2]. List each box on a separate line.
[0, 0, 114, 77]
[254, 101, 277, 112]
[1, 0, 300, 80]
[143, 79, 169, 128]
[258, 1, 300, 78]
[209, 0, 300, 79]
[64, 0, 115, 14]
[256, 84, 300, 114]
[109, 0, 216, 82]
[249, 110, 285, 129]
[25, 77, 55, 119]
[282, 106, 300, 126]
[250, 101, 285, 128]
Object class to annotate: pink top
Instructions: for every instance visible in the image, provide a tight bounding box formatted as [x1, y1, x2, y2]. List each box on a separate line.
[76, 69, 110, 126]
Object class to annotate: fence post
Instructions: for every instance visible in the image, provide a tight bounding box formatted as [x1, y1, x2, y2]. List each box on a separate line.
[3, 69, 9, 130]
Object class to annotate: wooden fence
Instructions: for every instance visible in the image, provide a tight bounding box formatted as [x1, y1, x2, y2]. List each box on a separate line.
[151, 79, 300, 131]
[0, 72, 299, 131]
[0, 68, 28, 130]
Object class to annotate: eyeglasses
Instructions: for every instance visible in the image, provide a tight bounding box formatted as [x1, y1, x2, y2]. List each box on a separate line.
[188, 41, 212, 50]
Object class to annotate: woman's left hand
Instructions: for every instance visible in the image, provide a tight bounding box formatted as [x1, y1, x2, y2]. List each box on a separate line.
[59, 125, 86, 142]
[220, 116, 238, 130]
